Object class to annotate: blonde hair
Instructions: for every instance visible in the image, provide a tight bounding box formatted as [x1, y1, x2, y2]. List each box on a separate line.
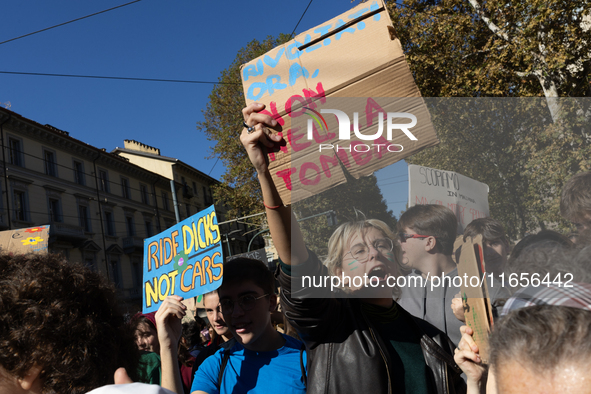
[560, 171, 591, 223]
[323, 219, 401, 293]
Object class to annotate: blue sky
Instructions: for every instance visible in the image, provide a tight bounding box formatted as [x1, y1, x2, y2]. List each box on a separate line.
[0, 0, 409, 218]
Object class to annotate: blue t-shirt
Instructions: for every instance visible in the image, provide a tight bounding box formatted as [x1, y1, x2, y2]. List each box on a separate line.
[190, 334, 306, 394]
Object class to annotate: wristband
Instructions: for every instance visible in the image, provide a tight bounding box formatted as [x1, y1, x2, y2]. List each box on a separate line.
[263, 202, 282, 209]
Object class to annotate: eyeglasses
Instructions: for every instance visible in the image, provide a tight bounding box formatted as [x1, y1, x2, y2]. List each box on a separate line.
[398, 233, 436, 243]
[219, 293, 269, 314]
[345, 238, 394, 262]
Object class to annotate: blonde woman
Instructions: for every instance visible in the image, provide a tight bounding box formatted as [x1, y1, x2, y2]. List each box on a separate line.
[240, 102, 465, 394]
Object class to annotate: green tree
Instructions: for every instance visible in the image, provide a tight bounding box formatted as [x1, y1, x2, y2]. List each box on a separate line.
[198, 35, 291, 220]
[388, 0, 590, 101]
[388, 0, 590, 238]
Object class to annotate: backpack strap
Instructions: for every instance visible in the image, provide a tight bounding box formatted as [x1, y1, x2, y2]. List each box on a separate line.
[300, 342, 307, 388]
[217, 348, 231, 390]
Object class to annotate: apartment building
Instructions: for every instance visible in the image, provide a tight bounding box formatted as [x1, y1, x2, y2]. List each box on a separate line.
[0, 108, 263, 309]
[0, 109, 194, 309]
[113, 139, 261, 256]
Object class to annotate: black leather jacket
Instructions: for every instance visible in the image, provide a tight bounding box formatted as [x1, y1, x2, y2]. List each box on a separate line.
[278, 251, 466, 394]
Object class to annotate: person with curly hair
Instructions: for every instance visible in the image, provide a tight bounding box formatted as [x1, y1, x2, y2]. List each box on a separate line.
[0, 252, 140, 394]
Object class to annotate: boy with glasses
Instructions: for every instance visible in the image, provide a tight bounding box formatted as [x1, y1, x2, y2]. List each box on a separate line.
[397, 204, 509, 346]
[190, 257, 306, 394]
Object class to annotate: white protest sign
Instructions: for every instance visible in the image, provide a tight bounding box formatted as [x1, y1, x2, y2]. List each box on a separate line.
[408, 165, 489, 233]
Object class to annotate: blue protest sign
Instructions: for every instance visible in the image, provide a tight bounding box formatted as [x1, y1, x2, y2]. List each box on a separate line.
[142, 205, 223, 313]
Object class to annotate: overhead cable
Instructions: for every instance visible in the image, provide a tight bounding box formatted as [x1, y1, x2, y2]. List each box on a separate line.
[0, 0, 143, 46]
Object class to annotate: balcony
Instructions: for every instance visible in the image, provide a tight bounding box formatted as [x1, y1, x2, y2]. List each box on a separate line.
[50, 222, 87, 244]
[123, 286, 142, 300]
[123, 236, 144, 254]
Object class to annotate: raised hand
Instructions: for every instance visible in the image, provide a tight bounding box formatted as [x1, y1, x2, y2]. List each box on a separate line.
[454, 325, 486, 394]
[240, 102, 281, 174]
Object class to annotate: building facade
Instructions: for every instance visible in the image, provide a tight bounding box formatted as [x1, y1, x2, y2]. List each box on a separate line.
[113, 140, 263, 258]
[0, 108, 261, 311]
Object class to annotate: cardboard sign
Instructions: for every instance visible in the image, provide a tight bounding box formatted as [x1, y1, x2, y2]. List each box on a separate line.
[0, 225, 50, 254]
[227, 248, 276, 271]
[455, 235, 494, 363]
[241, 0, 438, 204]
[409, 165, 489, 233]
[225, 248, 267, 262]
[142, 205, 223, 313]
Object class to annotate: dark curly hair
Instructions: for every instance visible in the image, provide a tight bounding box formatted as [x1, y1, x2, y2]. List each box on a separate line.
[0, 253, 139, 393]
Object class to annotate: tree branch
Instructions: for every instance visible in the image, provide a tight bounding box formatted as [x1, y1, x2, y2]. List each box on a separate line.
[467, 0, 513, 43]
[461, 44, 509, 59]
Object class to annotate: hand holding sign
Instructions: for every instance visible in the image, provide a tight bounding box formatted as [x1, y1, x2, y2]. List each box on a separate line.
[241, 102, 282, 175]
[454, 325, 486, 393]
[156, 295, 186, 394]
[155, 295, 186, 351]
[451, 292, 466, 323]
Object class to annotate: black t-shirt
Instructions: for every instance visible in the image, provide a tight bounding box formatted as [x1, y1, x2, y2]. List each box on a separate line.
[361, 302, 431, 394]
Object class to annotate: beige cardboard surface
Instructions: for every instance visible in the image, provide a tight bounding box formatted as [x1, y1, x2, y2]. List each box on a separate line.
[0, 225, 50, 254]
[240, 0, 438, 204]
[409, 165, 490, 233]
[181, 297, 196, 323]
[455, 235, 494, 363]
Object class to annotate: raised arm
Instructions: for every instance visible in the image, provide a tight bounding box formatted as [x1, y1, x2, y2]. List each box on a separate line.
[240, 102, 308, 266]
[454, 325, 486, 394]
[156, 296, 186, 394]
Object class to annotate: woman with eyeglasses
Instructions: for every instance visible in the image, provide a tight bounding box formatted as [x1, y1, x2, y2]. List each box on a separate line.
[240, 102, 466, 394]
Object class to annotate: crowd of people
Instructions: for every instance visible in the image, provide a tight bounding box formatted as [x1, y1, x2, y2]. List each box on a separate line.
[0, 102, 590, 393]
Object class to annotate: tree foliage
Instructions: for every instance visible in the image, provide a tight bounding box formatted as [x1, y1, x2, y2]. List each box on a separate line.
[198, 35, 291, 220]
[388, 0, 590, 238]
[388, 0, 590, 99]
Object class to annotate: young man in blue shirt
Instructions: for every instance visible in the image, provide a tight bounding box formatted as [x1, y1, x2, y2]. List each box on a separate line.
[190, 257, 306, 394]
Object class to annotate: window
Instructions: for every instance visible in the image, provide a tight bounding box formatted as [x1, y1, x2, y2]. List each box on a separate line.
[132, 260, 142, 289]
[121, 177, 130, 199]
[13, 190, 27, 221]
[79, 205, 91, 232]
[73, 160, 85, 185]
[126, 215, 135, 236]
[84, 256, 96, 271]
[162, 191, 169, 211]
[192, 181, 198, 196]
[44, 149, 57, 177]
[8, 137, 23, 166]
[145, 220, 153, 237]
[48, 198, 62, 222]
[186, 204, 191, 217]
[110, 258, 121, 288]
[140, 184, 150, 205]
[99, 170, 110, 193]
[203, 186, 213, 205]
[105, 211, 116, 236]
